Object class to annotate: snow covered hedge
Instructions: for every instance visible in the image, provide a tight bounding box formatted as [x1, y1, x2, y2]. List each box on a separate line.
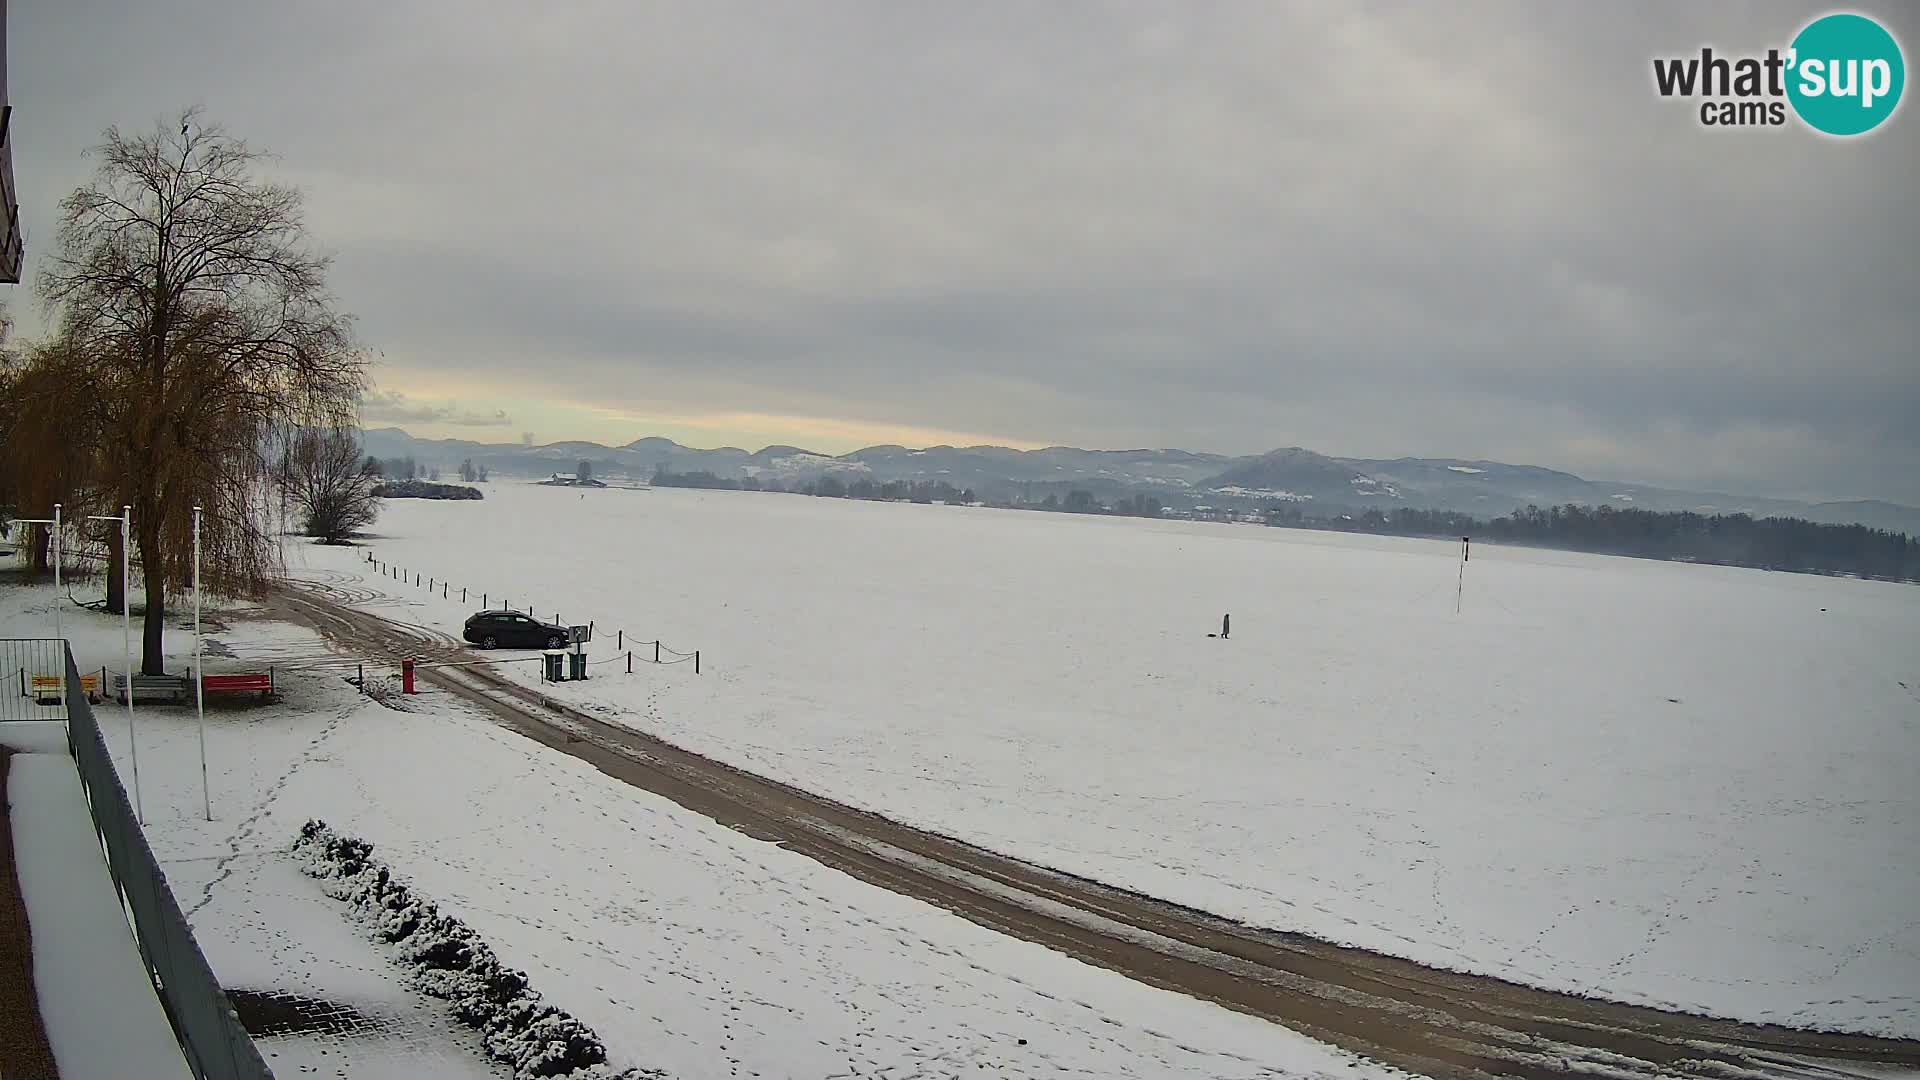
[293, 820, 661, 1079]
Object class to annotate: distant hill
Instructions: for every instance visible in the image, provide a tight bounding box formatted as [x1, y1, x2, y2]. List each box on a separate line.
[356, 427, 1920, 536]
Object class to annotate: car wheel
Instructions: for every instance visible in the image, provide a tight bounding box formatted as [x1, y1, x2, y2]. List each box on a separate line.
[546, 635, 564, 649]
[481, 635, 497, 649]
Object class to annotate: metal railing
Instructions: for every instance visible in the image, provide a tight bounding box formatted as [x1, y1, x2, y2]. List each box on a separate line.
[61, 645, 276, 1080]
[1, 637, 74, 722]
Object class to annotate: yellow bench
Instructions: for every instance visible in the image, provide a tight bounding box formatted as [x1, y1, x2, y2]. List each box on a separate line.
[29, 673, 101, 705]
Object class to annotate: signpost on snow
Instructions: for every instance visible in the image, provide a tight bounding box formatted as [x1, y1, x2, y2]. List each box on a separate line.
[568, 625, 591, 681]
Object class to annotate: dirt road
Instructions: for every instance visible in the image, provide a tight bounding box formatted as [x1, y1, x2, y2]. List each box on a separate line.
[270, 577, 1920, 1080]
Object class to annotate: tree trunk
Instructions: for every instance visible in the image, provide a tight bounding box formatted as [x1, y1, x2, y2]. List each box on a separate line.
[105, 528, 126, 615]
[137, 519, 167, 675]
[30, 528, 50, 576]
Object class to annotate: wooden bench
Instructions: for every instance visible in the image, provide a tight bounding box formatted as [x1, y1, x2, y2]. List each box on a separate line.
[200, 671, 275, 701]
[28, 673, 101, 705]
[112, 673, 191, 705]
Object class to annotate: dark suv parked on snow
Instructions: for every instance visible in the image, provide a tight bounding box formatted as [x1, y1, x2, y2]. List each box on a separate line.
[463, 610, 570, 650]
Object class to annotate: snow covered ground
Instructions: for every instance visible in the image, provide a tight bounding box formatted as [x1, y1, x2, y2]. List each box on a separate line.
[294, 483, 1920, 1037]
[0, 580, 1388, 1079]
[2, 722, 194, 1080]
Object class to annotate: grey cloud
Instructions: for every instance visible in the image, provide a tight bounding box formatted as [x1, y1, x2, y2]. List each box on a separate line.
[359, 390, 512, 429]
[11, 1, 1918, 503]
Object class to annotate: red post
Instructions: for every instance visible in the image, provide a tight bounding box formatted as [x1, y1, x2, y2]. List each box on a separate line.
[402, 658, 416, 695]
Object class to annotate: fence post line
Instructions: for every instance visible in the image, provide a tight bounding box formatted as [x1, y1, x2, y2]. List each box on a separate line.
[627, 651, 632, 674]
[695, 650, 701, 675]
[654, 640, 660, 664]
[616, 629, 622, 649]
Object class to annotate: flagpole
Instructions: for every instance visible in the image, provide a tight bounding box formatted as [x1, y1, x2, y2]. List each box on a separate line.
[1455, 536, 1469, 615]
[194, 506, 210, 821]
[88, 508, 141, 822]
[16, 512, 61, 641]
[52, 504, 62, 644]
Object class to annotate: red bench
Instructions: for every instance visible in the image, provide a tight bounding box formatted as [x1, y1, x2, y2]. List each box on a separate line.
[200, 672, 275, 701]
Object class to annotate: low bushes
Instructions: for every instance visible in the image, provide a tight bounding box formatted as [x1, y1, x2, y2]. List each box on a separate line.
[293, 820, 661, 1079]
[370, 480, 484, 500]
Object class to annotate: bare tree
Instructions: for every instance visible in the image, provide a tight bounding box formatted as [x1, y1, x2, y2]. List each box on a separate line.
[39, 110, 367, 673]
[284, 427, 380, 543]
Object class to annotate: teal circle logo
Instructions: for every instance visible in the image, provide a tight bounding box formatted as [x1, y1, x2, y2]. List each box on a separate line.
[1786, 13, 1905, 136]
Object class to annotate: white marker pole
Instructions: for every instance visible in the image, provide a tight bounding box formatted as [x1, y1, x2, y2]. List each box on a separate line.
[93, 508, 141, 823]
[194, 506, 209, 821]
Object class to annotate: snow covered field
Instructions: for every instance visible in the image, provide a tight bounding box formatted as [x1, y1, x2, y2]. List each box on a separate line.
[296, 483, 1920, 1037]
[0, 584, 1383, 1079]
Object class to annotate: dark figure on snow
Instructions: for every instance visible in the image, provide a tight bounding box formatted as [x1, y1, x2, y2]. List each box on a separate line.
[1221, 613, 1230, 640]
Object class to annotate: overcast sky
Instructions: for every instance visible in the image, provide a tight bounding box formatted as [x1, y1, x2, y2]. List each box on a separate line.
[11, 2, 1918, 502]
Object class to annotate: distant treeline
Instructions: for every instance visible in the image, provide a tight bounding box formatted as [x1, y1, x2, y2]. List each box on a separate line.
[653, 468, 980, 505]
[652, 467, 1916, 581]
[365, 456, 492, 483]
[371, 480, 484, 501]
[1278, 504, 1918, 583]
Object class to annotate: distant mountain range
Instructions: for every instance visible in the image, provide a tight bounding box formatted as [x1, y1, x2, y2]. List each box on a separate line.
[359, 427, 1920, 535]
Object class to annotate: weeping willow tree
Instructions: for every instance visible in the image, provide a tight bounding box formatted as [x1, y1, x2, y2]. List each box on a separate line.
[0, 334, 116, 592]
[37, 110, 368, 673]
